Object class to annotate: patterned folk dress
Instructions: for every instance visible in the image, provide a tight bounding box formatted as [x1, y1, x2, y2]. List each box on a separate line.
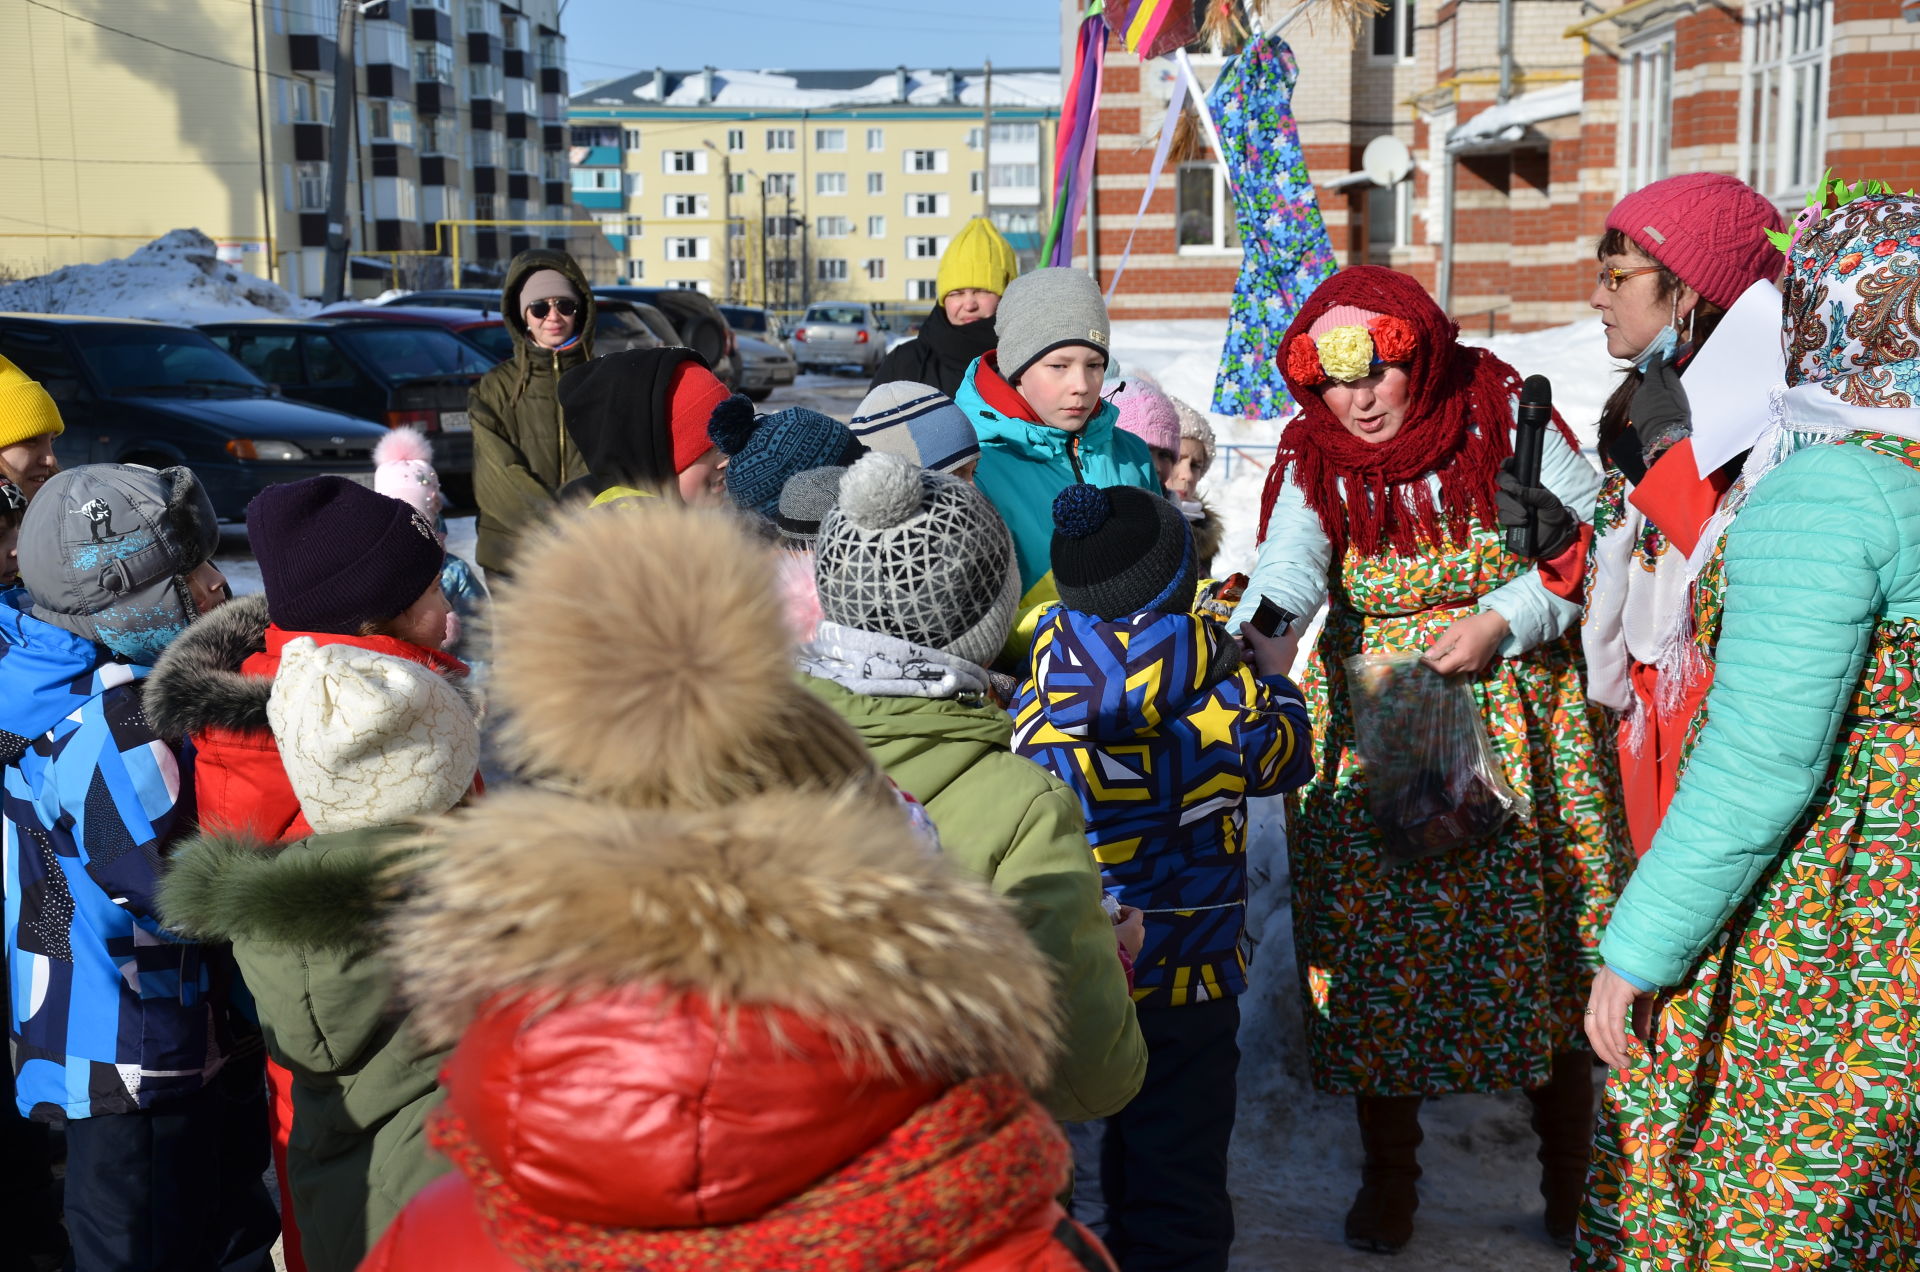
[1574, 432, 1920, 1272]
[1292, 524, 1631, 1095]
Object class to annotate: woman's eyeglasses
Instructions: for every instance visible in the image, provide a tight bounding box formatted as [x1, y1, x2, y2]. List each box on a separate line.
[1596, 265, 1663, 292]
[526, 298, 579, 320]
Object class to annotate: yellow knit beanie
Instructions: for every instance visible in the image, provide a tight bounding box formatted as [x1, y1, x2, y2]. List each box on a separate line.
[935, 218, 1018, 302]
[0, 355, 64, 451]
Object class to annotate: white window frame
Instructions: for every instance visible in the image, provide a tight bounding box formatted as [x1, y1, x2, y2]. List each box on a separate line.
[816, 257, 848, 282]
[866, 127, 885, 152]
[665, 236, 710, 261]
[815, 216, 852, 238]
[905, 235, 944, 259]
[816, 171, 847, 197]
[663, 149, 707, 174]
[864, 257, 886, 280]
[867, 215, 887, 238]
[727, 128, 746, 152]
[906, 192, 947, 218]
[867, 171, 885, 196]
[1618, 29, 1676, 195]
[815, 128, 847, 152]
[664, 192, 707, 218]
[969, 171, 983, 195]
[764, 172, 796, 196]
[1175, 161, 1241, 255]
[1740, 0, 1832, 201]
[766, 128, 797, 152]
[1367, 176, 1415, 253]
[625, 258, 645, 280]
[907, 279, 937, 301]
[1370, 0, 1416, 63]
[622, 128, 642, 150]
[904, 149, 947, 174]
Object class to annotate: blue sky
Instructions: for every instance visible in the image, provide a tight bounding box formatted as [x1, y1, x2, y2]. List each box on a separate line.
[561, 0, 1063, 84]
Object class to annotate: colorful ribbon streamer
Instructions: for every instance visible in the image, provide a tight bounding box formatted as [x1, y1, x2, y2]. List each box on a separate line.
[1042, 11, 1110, 268]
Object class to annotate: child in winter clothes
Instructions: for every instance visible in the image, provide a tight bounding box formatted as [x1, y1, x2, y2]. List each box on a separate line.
[363, 494, 1112, 1271]
[160, 637, 482, 1272]
[774, 465, 845, 642]
[954, 267, 1160, 663]
[374, 427, 490, 663]
[0, 475, 22, 587]
[554, 347, 733, 508]
[850, 379, 982, 480]
[1111, 378, 1183, 492]
[1012, 483, 1314, 1272]
[0, 353, 62, 501]
[799, 451, 1147, 1124]
[0, 464, 279, 1271]
[709, 394, 866, 521]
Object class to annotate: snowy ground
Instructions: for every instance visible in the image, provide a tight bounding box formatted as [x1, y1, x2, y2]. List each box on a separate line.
[0, 229, 316, 323]
[209, 319, 1625, 1270]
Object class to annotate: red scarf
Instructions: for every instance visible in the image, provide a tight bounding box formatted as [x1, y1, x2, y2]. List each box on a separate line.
[433, 1075, 1070, 1272]
[1258, 266, 1575, 558]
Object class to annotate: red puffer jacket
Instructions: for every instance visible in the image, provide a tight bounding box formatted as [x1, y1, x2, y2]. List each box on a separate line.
[356, 787, 1116, 1272]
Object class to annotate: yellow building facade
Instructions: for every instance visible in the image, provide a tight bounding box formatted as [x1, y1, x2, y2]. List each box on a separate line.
[568, 67, 1059, 313]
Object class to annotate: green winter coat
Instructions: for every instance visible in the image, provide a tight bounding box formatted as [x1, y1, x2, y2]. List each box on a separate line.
[1602, 440, 1920, 987]
[468, 249, 597, 573]
[803, 675, 1147, 1121]
[158, 826, 447, 1272]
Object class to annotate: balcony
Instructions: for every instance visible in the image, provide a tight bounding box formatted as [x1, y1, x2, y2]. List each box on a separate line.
[572, 189, 623, 211]
[574, 145, 620, 168]
[410, 5, 451, 43]
[288, 34, 334, 73]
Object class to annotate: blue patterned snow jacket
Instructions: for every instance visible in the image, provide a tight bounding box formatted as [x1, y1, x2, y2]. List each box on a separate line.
[0, 590, 225, 1121]
[1011, 606, 1313, 1007]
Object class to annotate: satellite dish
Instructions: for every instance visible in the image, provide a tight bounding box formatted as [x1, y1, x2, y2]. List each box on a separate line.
[1362, 135, 1414, 187]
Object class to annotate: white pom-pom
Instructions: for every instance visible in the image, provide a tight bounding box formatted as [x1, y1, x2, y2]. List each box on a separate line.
[374, 427, 434, 468]
[836, 452, 925, 530]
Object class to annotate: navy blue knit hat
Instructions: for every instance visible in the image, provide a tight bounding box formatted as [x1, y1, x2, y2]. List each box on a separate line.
[1050, 484, 1196, 621]
[708, 394, 865, 519]
[246, 476, 446, 635]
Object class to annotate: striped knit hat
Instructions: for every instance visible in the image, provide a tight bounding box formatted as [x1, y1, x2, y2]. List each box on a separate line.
[850, 382, 980, 476]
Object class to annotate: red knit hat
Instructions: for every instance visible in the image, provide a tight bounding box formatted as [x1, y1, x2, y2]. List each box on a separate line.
[1605, 173, 1785, 311]
[667, 361, 730, 472]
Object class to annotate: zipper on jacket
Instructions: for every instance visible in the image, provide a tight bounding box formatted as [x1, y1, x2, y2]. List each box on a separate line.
[1067, 432, 1084, 483]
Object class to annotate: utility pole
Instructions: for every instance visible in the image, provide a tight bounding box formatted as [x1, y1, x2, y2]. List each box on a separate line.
[981, 60, 993, 219]
[704, 140, 732, 301]
[783, 188, 793, 312]
[321, 0, 362, 302]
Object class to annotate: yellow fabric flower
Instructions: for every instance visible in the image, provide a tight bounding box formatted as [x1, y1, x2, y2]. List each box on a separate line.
[1316, 324, 1376, 383]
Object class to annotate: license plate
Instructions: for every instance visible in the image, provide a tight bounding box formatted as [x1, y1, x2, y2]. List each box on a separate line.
[439, 411, 470, 433]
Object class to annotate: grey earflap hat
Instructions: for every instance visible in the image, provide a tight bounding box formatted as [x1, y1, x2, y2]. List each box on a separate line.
[20, 464, 218, 664]
[814, 452, 1020, 670]
[995, 267, 1112, 383]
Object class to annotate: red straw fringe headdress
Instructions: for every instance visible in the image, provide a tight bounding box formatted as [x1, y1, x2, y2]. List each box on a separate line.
[1258, 266, 1575, 558]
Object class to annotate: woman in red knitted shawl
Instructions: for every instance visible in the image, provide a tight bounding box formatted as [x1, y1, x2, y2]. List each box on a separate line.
[1226, 267, 1630, 1255]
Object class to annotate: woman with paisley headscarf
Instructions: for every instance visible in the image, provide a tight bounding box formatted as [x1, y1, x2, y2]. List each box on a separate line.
[1575, 188, 1920, 1272]
[1229, 266, 1630, 1254]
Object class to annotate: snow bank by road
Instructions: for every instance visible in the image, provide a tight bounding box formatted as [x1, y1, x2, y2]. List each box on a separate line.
[0, 230, 318, 323]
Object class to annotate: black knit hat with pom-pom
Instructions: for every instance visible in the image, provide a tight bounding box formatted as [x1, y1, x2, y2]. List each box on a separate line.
[1050, 483, 1196, 621]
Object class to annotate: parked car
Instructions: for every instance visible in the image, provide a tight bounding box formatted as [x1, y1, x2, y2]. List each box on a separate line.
[199, 318, 491, 504]
[790, 302, 887, 376]
[590, 299, 671, 355]
[373, 288, 508, 315]
[735, 334, 796, 402]
[322, 305, 515, 363]
[719, 304, 788, 353]
[0, 315, 390, 521]
[592, 287, 739, 389]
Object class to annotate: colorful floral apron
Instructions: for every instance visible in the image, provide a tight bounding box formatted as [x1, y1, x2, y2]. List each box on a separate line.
[1575, 433, 1920, 1271]
[1291, 521, 1631, 1095]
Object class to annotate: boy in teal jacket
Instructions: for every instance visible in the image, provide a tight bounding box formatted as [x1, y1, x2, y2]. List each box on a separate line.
[954, 267, 1159, 662]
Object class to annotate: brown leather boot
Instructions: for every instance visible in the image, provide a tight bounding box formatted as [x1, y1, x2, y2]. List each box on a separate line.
[1345, 1094, 1423, 1254]
[1525, 1050, 1597, 1247]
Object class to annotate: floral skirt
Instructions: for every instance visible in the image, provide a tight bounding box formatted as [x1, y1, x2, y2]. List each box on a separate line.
[1574, 620, 1920, 1271]
[1291, 604, 1630, 1096]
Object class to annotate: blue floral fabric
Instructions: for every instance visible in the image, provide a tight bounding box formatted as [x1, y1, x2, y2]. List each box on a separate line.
[1208, 35, 1338, 421]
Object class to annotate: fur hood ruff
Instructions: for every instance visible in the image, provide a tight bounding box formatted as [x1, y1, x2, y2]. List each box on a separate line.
[159, 825, 409, 953]
[144, 593, 272, 737]
[393, 787, 1060, 1089]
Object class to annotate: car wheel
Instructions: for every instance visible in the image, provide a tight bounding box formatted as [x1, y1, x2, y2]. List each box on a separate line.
[745, 387, 771, 402]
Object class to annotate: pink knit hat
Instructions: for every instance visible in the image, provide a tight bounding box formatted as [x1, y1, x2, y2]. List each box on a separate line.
[373, 427, 442, 521]
[1110, 379, 1180, 454]
[1307, 304, 1385, 337]
[1605, 173, 1785, 311]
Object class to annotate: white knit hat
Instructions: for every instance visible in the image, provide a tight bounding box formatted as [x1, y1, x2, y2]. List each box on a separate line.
[1170, 396, 1215, 478]
[267, 638, 479, 834]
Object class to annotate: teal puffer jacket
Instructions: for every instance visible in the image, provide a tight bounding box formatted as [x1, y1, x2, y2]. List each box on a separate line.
[1601, 440, 1920, 987]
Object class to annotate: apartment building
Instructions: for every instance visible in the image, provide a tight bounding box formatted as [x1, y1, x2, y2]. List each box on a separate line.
[1082, 0, 1920, 331]
[567, 67, 1060, 308]
[0, 0, 576, 297]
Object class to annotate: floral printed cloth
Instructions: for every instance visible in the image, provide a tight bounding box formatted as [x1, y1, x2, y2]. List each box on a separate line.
[1783, 195, 1920, 406]
[1207, 35, 1338, 422]
[1575, 431, 1920, 1271]
[1289, 523, 1630, 1095]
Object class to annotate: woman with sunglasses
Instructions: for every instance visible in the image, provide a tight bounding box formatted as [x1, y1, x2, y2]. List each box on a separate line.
[1539, 175, 1782, 862]
[468, 250, 597, 578]
[1227, 266, 1628, 1254]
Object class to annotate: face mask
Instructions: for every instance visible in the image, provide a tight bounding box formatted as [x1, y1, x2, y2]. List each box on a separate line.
[1630, 294, 1683, 373]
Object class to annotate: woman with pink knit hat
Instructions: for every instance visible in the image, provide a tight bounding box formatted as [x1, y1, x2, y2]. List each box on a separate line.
[1518, 173, 1784, 861]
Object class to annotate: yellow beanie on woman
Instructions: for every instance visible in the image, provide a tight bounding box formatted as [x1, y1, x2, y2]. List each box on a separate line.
[935, 218, 1019, 302]
[0, 355, 64, 450]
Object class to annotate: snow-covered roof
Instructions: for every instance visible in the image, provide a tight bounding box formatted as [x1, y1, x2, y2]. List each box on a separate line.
[1446, 83, 1583, 153]
[572, 67, 1061, 112]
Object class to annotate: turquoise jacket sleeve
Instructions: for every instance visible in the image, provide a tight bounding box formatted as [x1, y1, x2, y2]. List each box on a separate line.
[1228, 475, 1333, 632]
[1480, 425, 1602, 656]
[1599, 441, 1920, 987]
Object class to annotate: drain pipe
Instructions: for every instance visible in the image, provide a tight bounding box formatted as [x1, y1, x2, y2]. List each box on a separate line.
[1498, 0, 1516, 103]
[1437, 146, 1457, 313]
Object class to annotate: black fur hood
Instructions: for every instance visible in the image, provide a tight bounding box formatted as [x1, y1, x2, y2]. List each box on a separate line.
[144, 594, 272, 739]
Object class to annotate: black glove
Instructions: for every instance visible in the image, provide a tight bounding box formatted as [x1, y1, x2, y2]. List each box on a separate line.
[1496, 459, 1580, 560]
[1629, 357, 1691, 458]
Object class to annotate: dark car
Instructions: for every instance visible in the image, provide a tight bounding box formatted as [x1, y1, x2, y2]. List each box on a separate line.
[592, 287, 739, 389]
[323, 305, 516, 364]
[200, 319, 489, 499]
[0, 315, 391, 521]
[373, 289, 668, 356]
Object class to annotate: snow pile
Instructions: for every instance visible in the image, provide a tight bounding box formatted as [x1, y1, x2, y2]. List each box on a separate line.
[589, 67, 1060, 110]
[0, 230, 319, 323]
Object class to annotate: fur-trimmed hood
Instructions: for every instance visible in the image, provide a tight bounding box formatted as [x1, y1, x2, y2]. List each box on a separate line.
[143, 593, 271, 737]
[1188, 496, 1224, 566]
[158, 824, 413, 954]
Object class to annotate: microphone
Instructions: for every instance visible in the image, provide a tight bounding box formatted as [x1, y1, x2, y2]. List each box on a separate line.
[1506, 375, 1552, 558]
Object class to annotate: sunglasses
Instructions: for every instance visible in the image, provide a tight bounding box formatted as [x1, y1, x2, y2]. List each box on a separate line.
[1596, 265, 1663, 292]
[526, 298, 579, 320]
